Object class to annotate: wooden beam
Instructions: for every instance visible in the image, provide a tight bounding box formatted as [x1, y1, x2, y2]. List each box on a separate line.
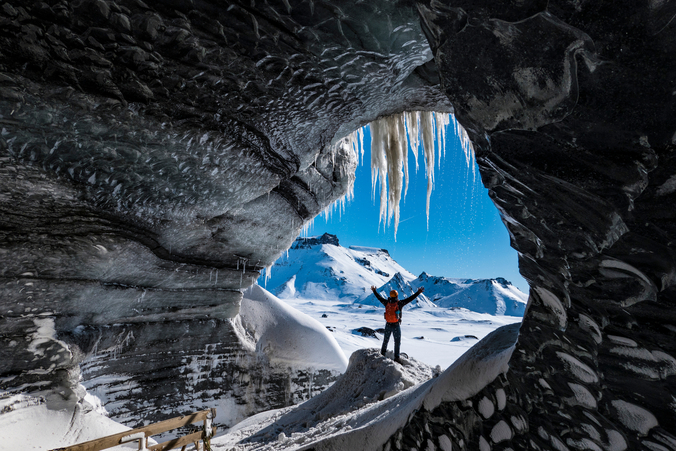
[50, 410, 212, 451]
[147, 431, 203, 451]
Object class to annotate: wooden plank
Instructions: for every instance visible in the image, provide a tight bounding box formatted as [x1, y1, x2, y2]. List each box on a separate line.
[148, 427, 217, 451]
[50, 410, 211, 451]
[147, 431, 203, 451]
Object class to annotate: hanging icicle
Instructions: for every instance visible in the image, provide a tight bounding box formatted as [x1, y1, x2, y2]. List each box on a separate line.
[318, 110, 474, 239]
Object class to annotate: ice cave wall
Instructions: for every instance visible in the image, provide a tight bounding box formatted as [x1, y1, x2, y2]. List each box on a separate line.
[0, 0, 451, 428]
[389, 2, 676, 450]
[1, 0, 676, 449]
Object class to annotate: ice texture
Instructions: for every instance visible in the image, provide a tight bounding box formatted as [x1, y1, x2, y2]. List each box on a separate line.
[611, 400, 658, 435]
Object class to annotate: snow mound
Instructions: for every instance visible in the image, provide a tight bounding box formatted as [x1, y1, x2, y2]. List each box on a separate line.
[218, 349, 437, 449]
[241, 285, 348, 372]
[0, 394, 136, 450]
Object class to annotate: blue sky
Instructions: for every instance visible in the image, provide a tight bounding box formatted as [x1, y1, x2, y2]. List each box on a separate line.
[303, 123, 530, 294]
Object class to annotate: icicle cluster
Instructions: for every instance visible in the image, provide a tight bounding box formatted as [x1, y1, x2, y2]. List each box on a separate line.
[322, 111, 474, 240]
[370, 111, 473, 238]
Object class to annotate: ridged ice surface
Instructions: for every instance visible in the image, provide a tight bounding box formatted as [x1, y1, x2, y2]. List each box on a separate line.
[2, 0, 676, 449]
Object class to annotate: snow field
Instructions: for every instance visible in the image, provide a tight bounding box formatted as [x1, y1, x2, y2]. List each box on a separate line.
[280, 296, 522, 369]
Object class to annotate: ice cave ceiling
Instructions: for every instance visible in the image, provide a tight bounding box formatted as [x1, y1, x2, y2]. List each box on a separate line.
[1, 0, 676, 449]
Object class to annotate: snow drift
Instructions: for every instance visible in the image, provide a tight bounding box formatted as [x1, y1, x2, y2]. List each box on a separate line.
[240, 285, 348, 372]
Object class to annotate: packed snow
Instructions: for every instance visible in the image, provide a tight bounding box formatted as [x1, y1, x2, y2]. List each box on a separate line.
[212, 323, 520, 450]
[0, 393, 141, 450]
[240, 285, 348, 372]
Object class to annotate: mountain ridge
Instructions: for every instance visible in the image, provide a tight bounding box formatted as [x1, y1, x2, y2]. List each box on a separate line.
[263, 234, 528, 316]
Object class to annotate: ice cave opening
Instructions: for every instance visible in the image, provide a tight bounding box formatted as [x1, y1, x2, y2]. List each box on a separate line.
[259, 111, 528, 373]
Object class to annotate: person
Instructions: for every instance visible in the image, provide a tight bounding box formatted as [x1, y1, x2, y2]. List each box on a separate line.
[370, 285, 425, 363]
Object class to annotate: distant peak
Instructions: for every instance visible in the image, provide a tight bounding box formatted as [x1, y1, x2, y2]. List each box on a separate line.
[293, 233, 340, 249]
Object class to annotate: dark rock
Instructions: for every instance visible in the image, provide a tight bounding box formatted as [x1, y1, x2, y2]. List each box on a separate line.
[450, 335, 479, 342]
[353, 327, 378, 338]
[292, 233, 340, 249]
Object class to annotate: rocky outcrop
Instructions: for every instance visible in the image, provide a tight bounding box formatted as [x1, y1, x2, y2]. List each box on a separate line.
[2, 0, 676, 448]
[292, 233, 340, 249]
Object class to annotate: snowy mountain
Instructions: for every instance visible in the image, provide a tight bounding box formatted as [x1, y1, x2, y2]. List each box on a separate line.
[411, 272, 528, 316]
[263, 233, 414, 301]
[361, 272, 437, 308]
[265, 233, 528, 316]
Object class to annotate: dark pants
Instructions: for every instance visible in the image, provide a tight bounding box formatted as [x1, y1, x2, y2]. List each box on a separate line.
[381, 322, 401, 359]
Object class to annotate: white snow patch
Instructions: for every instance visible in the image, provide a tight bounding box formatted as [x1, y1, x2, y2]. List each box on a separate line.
[578, 314, 602, 344]
[0, 394, 136, 450]
[607, 335, 637, 347]
[241, 285, 348, 372]
[439, 434, 454, 451]
[566, 438, 603, 451]
[551, 435, 571, 451]
[556, 352, 598, 384]
[611, 399, 658, 435]
[534, 286, 567, 329]
[510, 415, 527, 433]
[495, 388, 506, 410]
[605, 429, 628, 451]
[566, 383, 597, 409]
[643, 441, 670, 451]
[424, 324, 519, 410]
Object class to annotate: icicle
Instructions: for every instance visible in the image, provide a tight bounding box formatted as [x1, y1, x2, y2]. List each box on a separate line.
[358, 127, 364, 165]
[384, 114, 407, 239]
[370, 119, 389, 225]
[405, 111, 420, 174]
[420, 111, 436, 230]
[264, 265, 272, 287]
[435, 112, 450, 165]
[452, 113, 476, 181]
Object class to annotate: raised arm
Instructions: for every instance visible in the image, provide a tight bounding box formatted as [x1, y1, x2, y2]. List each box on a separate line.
[400, 287, 425, 306]
[371, 286, 387, 306]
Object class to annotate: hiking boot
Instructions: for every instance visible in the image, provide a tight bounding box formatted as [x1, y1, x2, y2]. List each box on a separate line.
[394, 357, 402, 364]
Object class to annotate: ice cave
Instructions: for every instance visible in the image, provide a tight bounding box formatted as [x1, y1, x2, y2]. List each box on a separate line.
[1, 0, 676, 450]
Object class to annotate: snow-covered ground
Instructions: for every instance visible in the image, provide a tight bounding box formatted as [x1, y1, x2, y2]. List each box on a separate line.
[262, 233, 527, 369]
[278, 295, 522, 370]
[213, 323, 521, 451]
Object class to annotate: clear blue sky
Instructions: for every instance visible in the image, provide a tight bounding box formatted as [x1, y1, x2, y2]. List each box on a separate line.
[302, 123, 529, 293]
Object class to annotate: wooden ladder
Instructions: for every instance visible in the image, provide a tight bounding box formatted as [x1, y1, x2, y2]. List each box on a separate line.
[50, 408, 217, 451]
